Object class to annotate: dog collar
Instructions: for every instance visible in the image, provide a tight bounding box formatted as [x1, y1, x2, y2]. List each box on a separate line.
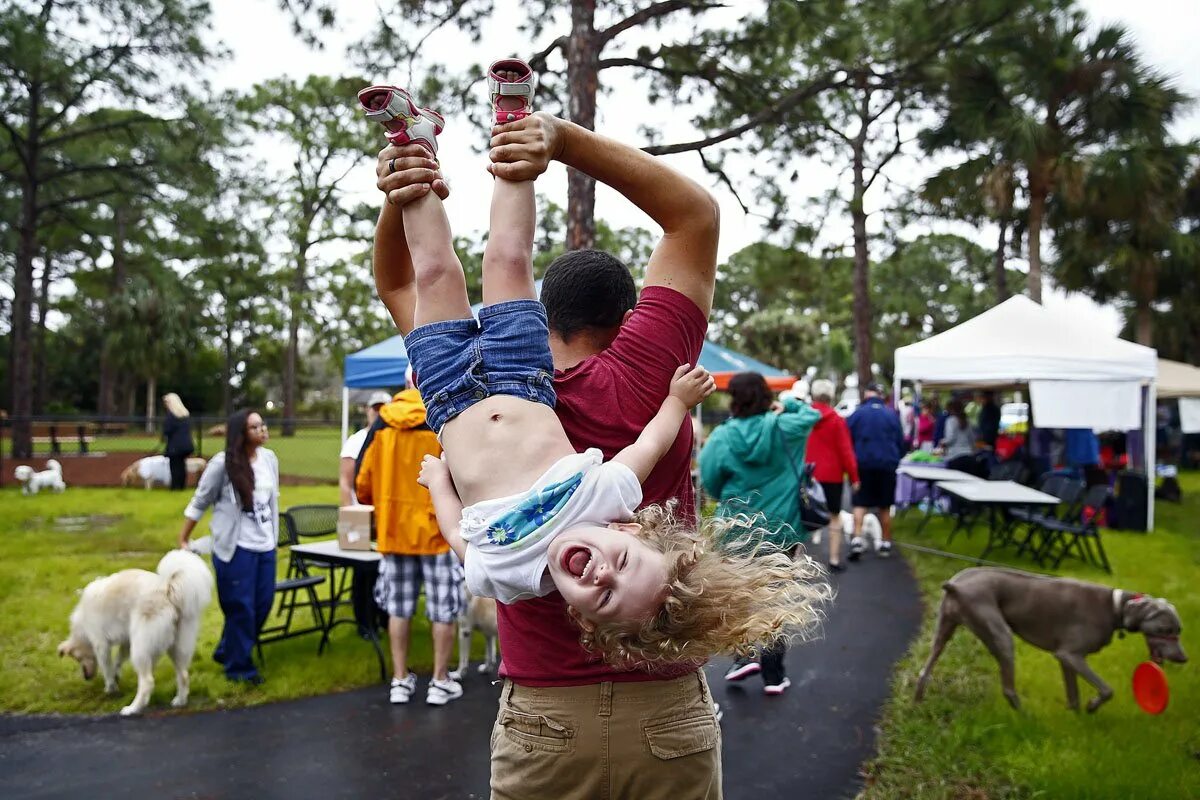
[1113, 590, 1145, 631]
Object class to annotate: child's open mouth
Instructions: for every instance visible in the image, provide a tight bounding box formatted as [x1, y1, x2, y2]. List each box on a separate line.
[563, 545, 593, 579]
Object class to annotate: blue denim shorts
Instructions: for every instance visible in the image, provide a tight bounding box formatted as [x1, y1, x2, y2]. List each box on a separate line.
[403, 299, 556, 433]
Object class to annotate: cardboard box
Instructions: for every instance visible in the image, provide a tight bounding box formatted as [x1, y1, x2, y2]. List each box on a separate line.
[337, 505, 374, 551]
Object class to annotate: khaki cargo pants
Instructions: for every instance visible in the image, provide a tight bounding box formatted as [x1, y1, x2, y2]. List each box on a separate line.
[490, 671, 722, 800]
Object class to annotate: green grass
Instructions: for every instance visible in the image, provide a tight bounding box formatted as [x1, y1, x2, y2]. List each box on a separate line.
[0, 486, 481, 715]
[4, 427, 346, 482]
[861, 472, 1200, 799]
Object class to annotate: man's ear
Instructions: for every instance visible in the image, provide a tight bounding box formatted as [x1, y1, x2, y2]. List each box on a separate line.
[566, 605, 596, 633]
[621, 309, 634, 326]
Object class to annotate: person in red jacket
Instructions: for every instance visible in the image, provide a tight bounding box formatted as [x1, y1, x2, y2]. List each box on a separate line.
[806, 379, 860, 571]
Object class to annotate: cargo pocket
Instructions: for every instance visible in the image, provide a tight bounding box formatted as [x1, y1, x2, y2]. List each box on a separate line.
[498, 707, 575, 754]
[643, 714, 719, 760]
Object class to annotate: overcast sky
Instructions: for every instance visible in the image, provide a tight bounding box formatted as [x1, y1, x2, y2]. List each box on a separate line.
[208, 0, 1200, 338]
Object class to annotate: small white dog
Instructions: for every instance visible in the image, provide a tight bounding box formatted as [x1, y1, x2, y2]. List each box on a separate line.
[839, 509, 883, 549]
[14, 459, 66, 495]
[451, 589, 499, 680]
[119, 455, 207, 489]
[58, 549, 213, 716]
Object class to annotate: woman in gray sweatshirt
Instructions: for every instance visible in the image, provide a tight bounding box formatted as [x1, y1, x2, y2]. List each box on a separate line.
[178, 409, 279, 684]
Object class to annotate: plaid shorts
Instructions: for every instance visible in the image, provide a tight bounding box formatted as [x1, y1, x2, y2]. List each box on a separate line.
[374, 552, 463, 623]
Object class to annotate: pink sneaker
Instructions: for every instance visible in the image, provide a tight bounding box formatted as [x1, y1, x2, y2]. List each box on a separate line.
[763, 677, 792, 696]
[357, 85, 444, 156]
[487, 58, 536, 124]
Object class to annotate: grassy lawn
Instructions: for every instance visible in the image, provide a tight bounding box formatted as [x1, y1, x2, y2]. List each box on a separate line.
[862, 471, 1200, 799]
[4, 427, 346, 482]
[0, 485, 480, 715]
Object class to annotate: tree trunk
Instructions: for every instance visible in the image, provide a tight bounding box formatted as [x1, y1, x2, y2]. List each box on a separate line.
[993, 217, 1010, 302]
[566, 0, 598, 251]
[11, 179, 38, 458]
[850, 85, 873, 393]
[98, 206, 129, 416]
[145, 374, 157, 433]
[283, 252, 305, 437]
[1133, 261, 1157, 346]
[222, 288, 234, 419]
[1026, 184, 1046, 304]
[33, 253, 52, 414]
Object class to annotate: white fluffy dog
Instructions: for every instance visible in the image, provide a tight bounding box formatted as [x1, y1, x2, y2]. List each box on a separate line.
[58, 550, 213, 716]
[838, 509, 883, 549]
[14, 459, 66, 495]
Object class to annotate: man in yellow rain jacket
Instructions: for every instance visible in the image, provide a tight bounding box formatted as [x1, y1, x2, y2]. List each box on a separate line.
[356, 387, 464, 706]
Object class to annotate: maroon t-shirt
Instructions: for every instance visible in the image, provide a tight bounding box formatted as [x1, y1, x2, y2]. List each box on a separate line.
[496, 286, 708, 686]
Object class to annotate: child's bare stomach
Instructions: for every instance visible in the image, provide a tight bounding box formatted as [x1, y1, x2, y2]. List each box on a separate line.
[441, 395, 577, 507]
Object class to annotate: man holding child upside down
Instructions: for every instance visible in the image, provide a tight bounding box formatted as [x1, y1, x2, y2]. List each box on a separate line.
[369, 72, 723, 798]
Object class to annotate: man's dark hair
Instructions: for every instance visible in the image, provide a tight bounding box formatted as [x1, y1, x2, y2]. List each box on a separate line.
[540, 249, 637, 340]
[728, 372, 773, 418]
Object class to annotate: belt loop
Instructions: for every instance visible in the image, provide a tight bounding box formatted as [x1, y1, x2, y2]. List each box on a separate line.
[697, 671, 709, 702]
[598, 682, 613, 717]
[504, 679, 516, 706]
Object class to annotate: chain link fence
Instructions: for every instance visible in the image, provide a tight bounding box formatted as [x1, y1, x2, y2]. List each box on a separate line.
[1, 415, 362, 488]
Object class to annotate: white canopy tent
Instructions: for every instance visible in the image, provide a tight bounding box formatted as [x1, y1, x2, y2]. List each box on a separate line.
[1158, 358, 1200, 435]
[894, 295, 1158, 528]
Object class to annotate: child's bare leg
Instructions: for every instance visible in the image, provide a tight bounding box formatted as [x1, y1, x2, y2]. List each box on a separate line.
[401, 191, 473, 327]
[482, 175, 536, 305]
[482, 65, 536, 305]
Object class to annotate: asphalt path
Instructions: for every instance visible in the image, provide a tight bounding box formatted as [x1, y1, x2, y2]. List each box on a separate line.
[0, 539, 922, 800]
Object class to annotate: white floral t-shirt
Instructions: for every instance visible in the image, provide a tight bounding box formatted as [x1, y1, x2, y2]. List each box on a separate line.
[461, 449, 643, 603]
[236, 456, 276, 552]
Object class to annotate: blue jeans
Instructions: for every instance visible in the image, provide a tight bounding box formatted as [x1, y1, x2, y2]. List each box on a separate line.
[213, 547, 276, 680]
[403, 299, 556, 433]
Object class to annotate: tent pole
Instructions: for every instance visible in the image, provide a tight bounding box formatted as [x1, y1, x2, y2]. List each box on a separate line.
[341, 386, 350, 445]
[1146, 382, 1156, 531]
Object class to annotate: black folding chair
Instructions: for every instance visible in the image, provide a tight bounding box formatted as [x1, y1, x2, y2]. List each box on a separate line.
[256, 512, 327, 657]
[1010, 476, 1085, 561]
[1035, 483, 1112, 573]
[947, 458, 1029, 544]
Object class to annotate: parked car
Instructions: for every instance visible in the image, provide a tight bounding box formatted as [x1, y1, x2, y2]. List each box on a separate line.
[1000, 402, 1029, 434]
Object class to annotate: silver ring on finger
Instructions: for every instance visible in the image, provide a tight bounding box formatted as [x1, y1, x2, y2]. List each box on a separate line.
[389, 157, 397, 174]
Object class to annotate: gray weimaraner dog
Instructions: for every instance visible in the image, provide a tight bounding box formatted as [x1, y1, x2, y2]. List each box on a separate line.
[914, 567, 1186, 712]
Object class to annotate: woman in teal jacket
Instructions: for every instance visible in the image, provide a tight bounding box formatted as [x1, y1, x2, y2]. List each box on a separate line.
[699, 372, 821, 695]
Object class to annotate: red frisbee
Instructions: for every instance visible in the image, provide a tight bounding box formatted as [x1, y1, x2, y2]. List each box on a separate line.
[1132, 661, 1169, 714]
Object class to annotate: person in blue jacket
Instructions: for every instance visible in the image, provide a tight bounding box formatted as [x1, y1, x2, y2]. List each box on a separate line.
[700, 371, 821, 696]
[846, 383, 905, 560]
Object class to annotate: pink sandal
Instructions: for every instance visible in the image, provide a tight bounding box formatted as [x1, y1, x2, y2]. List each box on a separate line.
[488, 58, 536, 124]
[357, 85, 445, 157]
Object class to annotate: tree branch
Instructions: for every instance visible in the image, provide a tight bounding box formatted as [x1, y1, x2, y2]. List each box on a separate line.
[41, 114, 163, 148]
[697, 150, 748, 214]
[644, 70, 845, 155]
[528, 36, 568, 72]
[599, 1, 725, 47]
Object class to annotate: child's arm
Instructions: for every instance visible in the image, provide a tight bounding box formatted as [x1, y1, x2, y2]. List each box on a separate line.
[417, 454, 466, 561]
[614, 364, 715, 483]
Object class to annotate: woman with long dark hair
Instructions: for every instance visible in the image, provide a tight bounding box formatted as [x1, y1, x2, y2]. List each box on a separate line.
[699, 372, 821, 695]
[177, 409, 279, 684]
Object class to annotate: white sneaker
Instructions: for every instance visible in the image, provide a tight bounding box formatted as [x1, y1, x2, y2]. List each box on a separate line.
[763, 677, 792, 696]
[389, 673, 417, 705]
[877, 540, 893, 558]
[426, 676, 463, 706]
[848, 536, 867, 561]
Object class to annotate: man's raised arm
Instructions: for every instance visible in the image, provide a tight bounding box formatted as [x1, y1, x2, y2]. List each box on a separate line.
[488, 114, 719, 316]
[371, 144, 448, 336]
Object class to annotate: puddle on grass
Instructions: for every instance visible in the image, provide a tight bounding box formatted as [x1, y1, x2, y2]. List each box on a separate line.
[51, 514, 126, 533]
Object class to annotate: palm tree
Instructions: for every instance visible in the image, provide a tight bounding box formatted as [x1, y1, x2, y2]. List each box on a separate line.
[921, 8, 1185, 302]
[1054, 141, 1198, 346]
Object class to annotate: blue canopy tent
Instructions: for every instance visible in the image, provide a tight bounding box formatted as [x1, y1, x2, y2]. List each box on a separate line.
[341, 334, 409, 441]
[341, 294, 793, 439]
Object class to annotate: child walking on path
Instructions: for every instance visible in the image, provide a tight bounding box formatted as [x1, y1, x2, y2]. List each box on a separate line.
[359, 60, 829, 669]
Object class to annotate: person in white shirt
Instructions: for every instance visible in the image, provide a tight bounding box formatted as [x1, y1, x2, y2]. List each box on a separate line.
[339, 391, 393, 506]
[177, 409, 278, 684]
